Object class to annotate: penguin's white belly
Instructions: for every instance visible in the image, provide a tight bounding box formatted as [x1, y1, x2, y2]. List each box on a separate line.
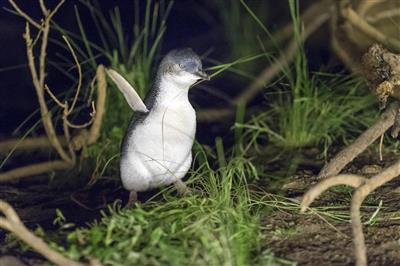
[121, 103, 196, 191]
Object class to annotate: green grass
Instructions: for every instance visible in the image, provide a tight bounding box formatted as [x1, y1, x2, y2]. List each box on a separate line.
[234, 0, 377, 174]
[2, 0, 391, 264]
[43, 145, 293, 266]
[48, 2, 381, 263]
[241, 74, 375, 151]
[213, 0, 269, 72]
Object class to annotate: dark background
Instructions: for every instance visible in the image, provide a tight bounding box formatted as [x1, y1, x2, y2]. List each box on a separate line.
[0, 0, 324, 141]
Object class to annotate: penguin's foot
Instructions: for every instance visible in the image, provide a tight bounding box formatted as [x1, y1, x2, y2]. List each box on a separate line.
[174, 180, 192, 196]
[125, 191, 138, 208]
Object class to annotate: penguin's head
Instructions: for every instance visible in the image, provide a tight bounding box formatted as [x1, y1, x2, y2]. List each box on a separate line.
[158, 48, 209, 86]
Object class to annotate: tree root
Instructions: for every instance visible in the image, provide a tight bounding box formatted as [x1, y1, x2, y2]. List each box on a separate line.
[351, 159, 400, 266]
[317, 101, 398, 179]
[302, 99, 400, 265]
[0, 199, 88, 266]
[300, 174, 367, 212]
[301, 160, 400, 266]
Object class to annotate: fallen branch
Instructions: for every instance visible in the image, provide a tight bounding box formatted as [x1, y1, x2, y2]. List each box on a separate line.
[0, 136, 67, 154]
[301, 43, 400, 266]
[0, 199, 86, 266]
[351, 159, 400, 266]
[302, 161, 400, 266]
[0, 160, 72, 183]
[300, 174, 367, 212]
[317, 101, 398, 179]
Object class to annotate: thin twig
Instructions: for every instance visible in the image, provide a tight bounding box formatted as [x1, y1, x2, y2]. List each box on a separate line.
[307, 208, 350, 239]
[366, 9, 400, 23]
[0, 66, 106, 156]
[356, 0, 381, 17]
[44, 84, 67, 108]
[66, 116, 95, 129]
[330, 4, 361, 73]
[62, 35, 82, 114]
[8, 0, 41, 29]
[48, 0, 66, 21]
[39, 0, 49, 16]
[62, 102, 75, 162]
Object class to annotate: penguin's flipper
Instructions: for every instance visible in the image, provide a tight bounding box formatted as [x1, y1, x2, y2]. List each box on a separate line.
[106, 69, 149, 113]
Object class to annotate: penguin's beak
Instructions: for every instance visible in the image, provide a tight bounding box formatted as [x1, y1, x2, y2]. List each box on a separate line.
[194, 70, 210, 80]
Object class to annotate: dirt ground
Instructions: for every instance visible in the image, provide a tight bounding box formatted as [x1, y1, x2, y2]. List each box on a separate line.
[1, 150, 400, 265]
[264, 151, 400, 266]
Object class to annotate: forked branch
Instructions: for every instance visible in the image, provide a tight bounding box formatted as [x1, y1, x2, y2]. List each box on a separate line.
[1, 0, 107, 182]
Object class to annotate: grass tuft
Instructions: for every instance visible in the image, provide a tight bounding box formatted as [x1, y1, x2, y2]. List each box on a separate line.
[46, 150, 286, 266]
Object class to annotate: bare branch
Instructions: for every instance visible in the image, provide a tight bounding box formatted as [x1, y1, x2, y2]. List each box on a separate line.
[0, 160, 73, 182]
[62, 35, 82, 114]
[24, 23, 72, 163]
[87, 65, 107, 145]
[0, 136, 68, 154]
[318, 102, 398, 179]
[342, 6, 400, 51]
[44, 84, 67, 108]
[0, 200, 87, 266]
[351, 159, 400, 266]
[39, 0, 49, 16]
[300, 174, 366, 213]
[8, 0, 41, 29]
[66, 116, 95, 129]
[48, 0, 66, 20]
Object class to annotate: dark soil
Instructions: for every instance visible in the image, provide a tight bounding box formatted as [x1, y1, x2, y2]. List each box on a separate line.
[264, 150, 400, 266]
[1, 149, 400, 265]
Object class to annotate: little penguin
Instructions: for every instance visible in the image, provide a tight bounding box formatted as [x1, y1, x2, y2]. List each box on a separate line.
[106, 48, 209, 206]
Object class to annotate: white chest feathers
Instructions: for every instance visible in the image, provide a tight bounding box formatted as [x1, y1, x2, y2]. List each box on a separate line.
[121, 77, 197, 192]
